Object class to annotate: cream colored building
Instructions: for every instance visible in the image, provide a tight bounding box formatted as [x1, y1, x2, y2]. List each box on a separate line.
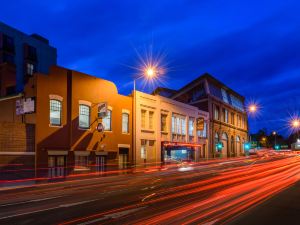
[134, 91, 209, 166]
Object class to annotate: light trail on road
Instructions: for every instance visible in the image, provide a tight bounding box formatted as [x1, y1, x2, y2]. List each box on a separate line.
[0, 152, 299, 225]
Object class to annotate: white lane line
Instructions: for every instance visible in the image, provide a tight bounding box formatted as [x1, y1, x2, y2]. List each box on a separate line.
[0, 199, 99, 220]
[78, 207, 147, 225]
[0, 195, 65, 207]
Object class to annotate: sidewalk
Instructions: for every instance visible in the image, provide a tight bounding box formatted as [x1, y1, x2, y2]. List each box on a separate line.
[227, 181, 300, 225]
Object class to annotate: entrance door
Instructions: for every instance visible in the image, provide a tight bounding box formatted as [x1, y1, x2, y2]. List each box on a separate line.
[119, 148, 129, 169]
[48, 156, 66, 178]
[96, 156, 106, 173]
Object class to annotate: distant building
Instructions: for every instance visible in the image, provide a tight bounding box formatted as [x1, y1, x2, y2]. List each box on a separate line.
[0, 21, 57, 96]
[134, 91, 209, 165]
[155, 73, 249, 158]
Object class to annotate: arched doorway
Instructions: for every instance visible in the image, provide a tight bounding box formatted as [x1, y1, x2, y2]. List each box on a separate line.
[230, 136, 235, 157]
[236, 136, 241, 156]
[221, 132, 228, 157]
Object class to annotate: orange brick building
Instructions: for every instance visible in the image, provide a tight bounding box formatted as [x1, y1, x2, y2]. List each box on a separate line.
[0, 66, 132, 178]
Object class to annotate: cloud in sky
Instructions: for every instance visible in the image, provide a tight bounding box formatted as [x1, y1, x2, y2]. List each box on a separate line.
[1, 0, 299, 135]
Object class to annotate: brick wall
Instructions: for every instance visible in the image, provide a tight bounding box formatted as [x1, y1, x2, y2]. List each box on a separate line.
[0, 122, 35, 152]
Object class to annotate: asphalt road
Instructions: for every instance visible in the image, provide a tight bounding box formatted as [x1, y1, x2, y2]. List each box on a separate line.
[0, 152, 299, 225]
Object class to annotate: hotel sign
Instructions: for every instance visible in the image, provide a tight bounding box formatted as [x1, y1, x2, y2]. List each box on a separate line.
[16, 98, 35, 115]
[196, 117, 204, 131]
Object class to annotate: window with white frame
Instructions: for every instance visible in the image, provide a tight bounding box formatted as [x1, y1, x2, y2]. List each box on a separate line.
[176, 117, 180, 134]
[172, 116, 175, 133]
[172, 114, 186, 135]
[161, 114, 167, 132]
[79, 104, 90, 129]
[50, 99, 62, 126]
[141, 110, 146, 128]
[103, 109, 112, 131]
[122, 113, 129, 133]
[149, 111, 154, 129]
[225, 109, 228, 123]
[189, 118, 194, 136]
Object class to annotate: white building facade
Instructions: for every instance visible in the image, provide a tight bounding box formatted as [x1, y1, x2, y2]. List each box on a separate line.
[134, 91, 209, 165]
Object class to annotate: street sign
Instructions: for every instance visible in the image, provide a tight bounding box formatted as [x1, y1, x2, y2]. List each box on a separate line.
[98, 102, 107, 118]
[196, 117, 204, 131]
[96, 122, 104, 133]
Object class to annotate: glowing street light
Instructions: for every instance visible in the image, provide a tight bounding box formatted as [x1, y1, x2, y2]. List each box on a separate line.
[292, 119, 300, 128]
[145, 67, 155, 78]
[248, 104, 257, 113]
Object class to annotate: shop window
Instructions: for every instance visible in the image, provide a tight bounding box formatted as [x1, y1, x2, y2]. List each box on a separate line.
[103, 109, 112, 131]
[141, 139, 147, 159]
[122, 113, 129, 133]
[50, 99, 62, 126]
[79, 104, 90, 129]
[75, 155, 89, 170]
[197, 122, 207, 138]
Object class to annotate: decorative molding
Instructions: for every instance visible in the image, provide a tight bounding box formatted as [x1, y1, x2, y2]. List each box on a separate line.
[79, 100, 92, 106]
[49, 94, 63, 101]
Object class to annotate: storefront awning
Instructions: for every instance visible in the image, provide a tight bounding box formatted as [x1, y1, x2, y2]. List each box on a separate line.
[163, 141, 203, 148]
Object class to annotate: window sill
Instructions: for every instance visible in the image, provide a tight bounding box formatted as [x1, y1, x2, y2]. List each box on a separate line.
[78, 127, 91, 131]
[122, 133, 130, 135]
[104, 130, 113, 133]
[141, 129, 155, 133]
[161, 131, 168, 134]
[49, 124, 63, 128]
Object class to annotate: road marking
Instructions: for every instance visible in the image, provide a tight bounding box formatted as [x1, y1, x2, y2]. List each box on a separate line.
[0, 195, 64, 207]
[141, 193, 156, 202]
[0, 199, 99, 220]
[202, 219, 219, 225]
[78, 207, 147, 225]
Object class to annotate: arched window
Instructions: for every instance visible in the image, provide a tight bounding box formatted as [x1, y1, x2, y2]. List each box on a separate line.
[50, 99, 62, 126]
[79, 104, 90, 129]
[103, 109, 112, 131]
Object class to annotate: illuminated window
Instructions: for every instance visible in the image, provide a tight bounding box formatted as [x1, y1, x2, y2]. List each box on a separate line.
[197, 122, 207, 138]
[122, 113, 129, 133]
[172, 116, 175, 133]
[103, 109, 112, 131]
[161, 114, 167, 132]
[181, 118, 186, 135]
[50, 99, 62, 126]
[189, 118, 194, 136]
[141, 110, 146, 128]
[26, 63, 35, 76]
[214, 106, 219, 120]
[79, 104, 90, 129]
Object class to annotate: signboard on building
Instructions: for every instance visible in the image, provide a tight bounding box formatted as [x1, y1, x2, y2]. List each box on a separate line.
[196, 117, 204, 131]
[96, 122, 104, 133]
[98, 102, 107, 118]
[16, 98, 35, 115]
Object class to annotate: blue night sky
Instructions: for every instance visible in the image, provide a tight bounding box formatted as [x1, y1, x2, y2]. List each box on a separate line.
[1, 0, 299, 136]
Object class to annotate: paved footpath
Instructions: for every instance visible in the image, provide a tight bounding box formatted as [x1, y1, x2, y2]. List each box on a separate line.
[227, 181, 300, 225]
